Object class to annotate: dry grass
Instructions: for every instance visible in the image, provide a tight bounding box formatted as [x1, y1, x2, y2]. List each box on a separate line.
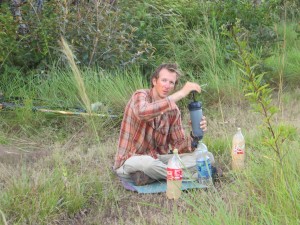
[0, 89, 299, 224]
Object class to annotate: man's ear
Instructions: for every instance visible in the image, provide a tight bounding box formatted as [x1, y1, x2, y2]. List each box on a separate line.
[152, 78, 157, 87]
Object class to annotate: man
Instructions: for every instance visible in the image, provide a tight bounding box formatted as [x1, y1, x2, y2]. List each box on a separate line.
[113, 63, 208, 185]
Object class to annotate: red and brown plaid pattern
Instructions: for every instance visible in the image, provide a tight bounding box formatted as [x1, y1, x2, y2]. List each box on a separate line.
[113, 89, 192, 170]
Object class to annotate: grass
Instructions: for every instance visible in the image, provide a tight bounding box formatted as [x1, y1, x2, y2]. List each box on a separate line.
[0, 82, 299, 224]
[0, 7, 299, 224]
[0, 144, 107, 223]
[264, 22, 300, 87]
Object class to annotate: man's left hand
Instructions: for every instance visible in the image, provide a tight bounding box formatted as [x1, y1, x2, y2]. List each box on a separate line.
[200, 116, 207, 132]
[189, 116, 208, 132]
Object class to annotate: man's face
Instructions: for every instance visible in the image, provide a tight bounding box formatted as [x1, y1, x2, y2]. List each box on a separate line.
[152, 68, 177, 100]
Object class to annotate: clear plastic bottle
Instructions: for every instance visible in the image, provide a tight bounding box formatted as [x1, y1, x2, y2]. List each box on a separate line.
[166, 149, 183, 200]
[195, 141, 214, 186]
[232, 127, 245, 170]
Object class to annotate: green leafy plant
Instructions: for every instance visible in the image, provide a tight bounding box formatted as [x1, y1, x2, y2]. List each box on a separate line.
[222, 19, 297, 203]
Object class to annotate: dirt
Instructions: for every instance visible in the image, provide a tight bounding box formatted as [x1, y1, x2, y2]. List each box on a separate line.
[0, 144, 49, 164]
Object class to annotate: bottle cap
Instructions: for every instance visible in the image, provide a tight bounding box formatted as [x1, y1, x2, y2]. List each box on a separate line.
[188, 101, 202, 111]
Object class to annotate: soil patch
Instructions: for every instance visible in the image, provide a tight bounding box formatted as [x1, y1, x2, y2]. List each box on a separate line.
[0, 144, 49, 165]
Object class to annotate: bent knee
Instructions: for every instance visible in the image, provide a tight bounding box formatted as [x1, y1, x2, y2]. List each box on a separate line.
[123, 155, 156, 173]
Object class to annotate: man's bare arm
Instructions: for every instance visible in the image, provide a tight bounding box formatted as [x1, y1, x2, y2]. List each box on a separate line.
[168, 82, 201, 102]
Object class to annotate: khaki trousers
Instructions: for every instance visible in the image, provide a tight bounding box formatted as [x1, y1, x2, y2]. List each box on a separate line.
[115, 151, 198, 181]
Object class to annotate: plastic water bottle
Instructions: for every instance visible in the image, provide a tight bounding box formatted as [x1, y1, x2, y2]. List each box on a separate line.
[232, 127, 245, 170]
[166, 149, 183, 200]
[196, 141, 213, 186]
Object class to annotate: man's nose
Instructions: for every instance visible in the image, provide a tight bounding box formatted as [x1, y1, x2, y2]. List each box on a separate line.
[165, 82, 172, 89]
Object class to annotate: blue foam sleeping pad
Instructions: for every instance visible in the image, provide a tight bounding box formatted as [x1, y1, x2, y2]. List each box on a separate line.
[121, 179, 206, 194]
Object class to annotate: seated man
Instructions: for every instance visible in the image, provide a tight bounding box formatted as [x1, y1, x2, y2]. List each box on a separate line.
[113, 63, 207, 185]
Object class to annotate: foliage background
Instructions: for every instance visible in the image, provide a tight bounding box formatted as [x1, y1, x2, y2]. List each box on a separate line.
[0, 0, 299, 76]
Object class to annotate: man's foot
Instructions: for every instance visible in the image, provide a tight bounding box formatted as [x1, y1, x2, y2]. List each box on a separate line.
[130, 171, 155, 186]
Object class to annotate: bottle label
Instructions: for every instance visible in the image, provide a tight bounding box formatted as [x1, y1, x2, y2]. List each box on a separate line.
[167, 168, 183, 181]
[196, 159, 211, 178]
[233, 145, 245, 155]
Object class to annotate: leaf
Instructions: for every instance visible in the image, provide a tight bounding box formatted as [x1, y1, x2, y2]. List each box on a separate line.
[257, 84, 270, 92]
[245, 92, 255, 97]
[232, 60, 245, 69]
[255, 73, 265, 84]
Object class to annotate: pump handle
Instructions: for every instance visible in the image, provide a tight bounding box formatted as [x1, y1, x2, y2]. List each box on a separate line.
[191, 91, 196, 102]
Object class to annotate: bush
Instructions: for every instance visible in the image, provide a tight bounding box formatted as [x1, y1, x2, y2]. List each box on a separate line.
[0, 0, 155, 76]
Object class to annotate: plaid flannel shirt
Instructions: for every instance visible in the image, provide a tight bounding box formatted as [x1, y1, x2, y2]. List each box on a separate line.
[113, 89, 193, 170]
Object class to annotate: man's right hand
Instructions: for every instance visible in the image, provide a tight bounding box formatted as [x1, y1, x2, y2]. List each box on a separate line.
[181, 82, 201, 97]
[169, 82, 201, 102]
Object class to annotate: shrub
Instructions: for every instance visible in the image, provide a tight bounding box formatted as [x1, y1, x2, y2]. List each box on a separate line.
[0, 0, 155, 76]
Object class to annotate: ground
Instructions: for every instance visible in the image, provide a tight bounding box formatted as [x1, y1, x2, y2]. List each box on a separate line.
[0, 144, 49, 164]
[0, 90, 299, 224]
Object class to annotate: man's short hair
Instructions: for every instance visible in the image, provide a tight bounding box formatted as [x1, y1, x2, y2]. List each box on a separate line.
[150, 63, 182, 88]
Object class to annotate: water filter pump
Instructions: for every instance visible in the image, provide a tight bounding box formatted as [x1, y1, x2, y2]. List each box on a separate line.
[188, 91, 204, 148]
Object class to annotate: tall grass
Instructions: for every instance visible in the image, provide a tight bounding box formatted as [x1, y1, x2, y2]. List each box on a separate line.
[264, 22, 300, 87]
[1, 2, 300, 224]
[1, 75, 300, 224]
